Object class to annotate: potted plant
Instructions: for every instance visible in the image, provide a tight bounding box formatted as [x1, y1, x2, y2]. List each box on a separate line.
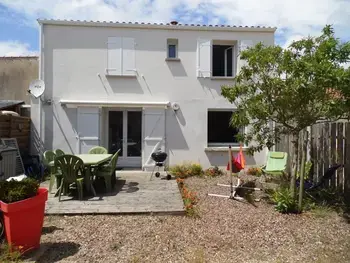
[0, 178, 48, 253]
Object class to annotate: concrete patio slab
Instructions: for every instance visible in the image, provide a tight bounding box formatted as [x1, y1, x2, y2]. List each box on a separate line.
[42, 172, 185, 215]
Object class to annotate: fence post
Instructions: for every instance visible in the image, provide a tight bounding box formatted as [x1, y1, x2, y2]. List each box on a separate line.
[330, 123, 337, 188]
[337, 122, 344, 192]
[310, 125, 317, 182]
[344, 123, 350, 205]
[298, 130, 308, 212]
[324, 123, 330, 187]
[317, 124, 324, 184]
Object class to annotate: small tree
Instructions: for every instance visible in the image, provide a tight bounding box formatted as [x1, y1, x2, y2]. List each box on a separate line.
[221, 25, 350, 200]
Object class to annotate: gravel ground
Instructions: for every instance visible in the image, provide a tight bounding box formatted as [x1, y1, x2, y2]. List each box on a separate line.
[33, 176, 350, 263]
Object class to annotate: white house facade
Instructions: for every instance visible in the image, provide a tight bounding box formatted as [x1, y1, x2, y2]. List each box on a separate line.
[31, 19, 276, 170]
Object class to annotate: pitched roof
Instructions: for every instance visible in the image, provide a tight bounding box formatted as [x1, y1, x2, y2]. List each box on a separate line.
[0, 100, 25, 110]
[37, 19, 276, 32]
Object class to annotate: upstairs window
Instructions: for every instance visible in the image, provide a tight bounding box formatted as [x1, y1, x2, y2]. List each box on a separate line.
[212, 44, 234, 77]
[197, 39, 237, 78]
[207, 110, 242, 146]
[167, 39, 178, 59]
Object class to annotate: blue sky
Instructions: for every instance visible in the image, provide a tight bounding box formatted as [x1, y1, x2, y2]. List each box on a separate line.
[0, 0, 350, 56]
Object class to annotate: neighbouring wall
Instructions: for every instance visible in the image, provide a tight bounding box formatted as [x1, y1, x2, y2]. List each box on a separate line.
[0, 57, 39, 104]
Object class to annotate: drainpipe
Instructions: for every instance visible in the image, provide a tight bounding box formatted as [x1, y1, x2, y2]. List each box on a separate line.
[38, 22, 44, 157]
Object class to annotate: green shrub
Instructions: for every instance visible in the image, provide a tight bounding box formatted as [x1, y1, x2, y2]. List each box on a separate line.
[246, 167, 263, 176]
[0, 242, 22, 262]
[189, 163, 203, 177]
[204, 166, 223, 177]
[169, 162, 203, 178]
[0, 178, 39, 204]
[271, 187, 298, 214]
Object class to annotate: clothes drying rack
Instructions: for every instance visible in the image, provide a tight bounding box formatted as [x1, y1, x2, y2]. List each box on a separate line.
[208, 145, 261, 201]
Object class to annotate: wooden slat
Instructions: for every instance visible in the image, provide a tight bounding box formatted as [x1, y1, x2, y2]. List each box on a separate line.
[337, 122, 344, 192]
[0, 130, 9, 137]
[297, 132, 302, 179]
[323, 123, 330, 187]
[0, 115, 30, 122]
[344, 123, 350, 204]
[330, 123, 337, 188]
[310, 125, 317, 182]
[0, 122, 29, 129]
[9, 115, 13, 137]
[0, 122, 10, 128]
[12, 119, 30, 125]
[9, 130, 30, 137]
[11, 123, 30, 129]
[8, 115, 30, 121]
[317, 124, 324, 183]
[0, 115, 10, 121]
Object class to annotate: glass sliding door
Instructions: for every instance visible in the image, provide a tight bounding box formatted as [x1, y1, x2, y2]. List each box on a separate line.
[127, 111, 142, 157]
[108, 109, 142, 168]
[108, 111, 123, 155]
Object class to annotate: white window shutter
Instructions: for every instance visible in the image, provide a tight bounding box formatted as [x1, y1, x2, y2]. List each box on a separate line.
[107, 37, 122, 75]
[197, 39, 212, 78]
[122, 37, 136, 76]
[142, 108, 165, 170]
[77, 107, 101, 154]
[237, 40, 254, 73]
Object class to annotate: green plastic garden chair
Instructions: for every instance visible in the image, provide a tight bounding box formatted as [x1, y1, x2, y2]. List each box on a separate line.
[54, 154, 91, 201]
[262, 151, 288, 176]
[88, 146, 108, 154]
[55, 149, 65, 156]
[95, 149, 120, 192]
[43, 150, 60, 193]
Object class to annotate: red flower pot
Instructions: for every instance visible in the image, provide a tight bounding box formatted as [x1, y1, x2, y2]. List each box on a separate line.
[0, 188, 48, 253]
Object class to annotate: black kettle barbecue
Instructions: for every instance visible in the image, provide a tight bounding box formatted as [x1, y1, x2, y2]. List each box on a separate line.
[150, 149, 171, 180]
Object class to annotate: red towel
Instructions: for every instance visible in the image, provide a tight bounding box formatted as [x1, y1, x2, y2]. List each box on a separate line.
[226, 145, 246, 172]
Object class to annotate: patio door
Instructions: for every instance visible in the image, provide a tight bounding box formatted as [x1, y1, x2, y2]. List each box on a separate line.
[108, 109, 142, 168]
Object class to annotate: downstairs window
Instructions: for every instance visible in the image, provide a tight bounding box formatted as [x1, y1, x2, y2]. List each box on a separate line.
[207, 110, 242, 146]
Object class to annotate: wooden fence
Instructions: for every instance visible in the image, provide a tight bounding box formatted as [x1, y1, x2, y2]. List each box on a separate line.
[275, 121, 350, 201]
[0, 114, 31, 152]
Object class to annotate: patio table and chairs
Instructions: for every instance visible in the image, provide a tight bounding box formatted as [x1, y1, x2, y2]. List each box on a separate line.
[55, 149, 65, 156]
[95, 150, 120, 193]
[88, 146, 108, 154]
[43, 150, 62, 193]
[54, 154, 87, 201]
[47, 150, 115, 201]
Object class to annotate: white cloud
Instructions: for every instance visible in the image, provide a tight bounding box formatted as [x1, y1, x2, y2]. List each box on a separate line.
[282, 35, 305, 49]
[0, 0, 350, 47]
[0, 41, 37, 56]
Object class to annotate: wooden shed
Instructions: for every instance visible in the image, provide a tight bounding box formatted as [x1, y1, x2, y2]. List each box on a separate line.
[0, 114, 30, 153]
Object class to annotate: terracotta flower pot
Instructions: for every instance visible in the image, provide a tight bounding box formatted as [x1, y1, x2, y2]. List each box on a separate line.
[0, 188, 48, 253]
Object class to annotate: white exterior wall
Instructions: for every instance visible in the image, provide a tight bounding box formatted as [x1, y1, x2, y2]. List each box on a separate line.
[31, 22, 275, 169]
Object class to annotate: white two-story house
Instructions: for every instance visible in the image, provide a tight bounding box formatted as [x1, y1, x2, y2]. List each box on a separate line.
[31, 19, 276, 170]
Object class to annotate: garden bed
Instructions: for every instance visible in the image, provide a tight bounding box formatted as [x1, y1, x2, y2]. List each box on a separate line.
[21, 174, 350, 263]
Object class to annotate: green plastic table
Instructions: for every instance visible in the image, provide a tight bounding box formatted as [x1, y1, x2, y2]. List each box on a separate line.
[50, 154, 112, 196]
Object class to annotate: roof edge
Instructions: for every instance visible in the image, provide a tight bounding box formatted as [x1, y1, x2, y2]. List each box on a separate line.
[37, 19, 277, 33]
[0, 56, 38, 59]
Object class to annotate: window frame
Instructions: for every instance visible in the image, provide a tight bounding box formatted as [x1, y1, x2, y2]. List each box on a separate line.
[211, 40, 237, 78]
[167, 39, 178, 59]
[207, 109, 244, 147]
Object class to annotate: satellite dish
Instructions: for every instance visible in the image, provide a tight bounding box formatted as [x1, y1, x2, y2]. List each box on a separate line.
[28, 79, 45, 98]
